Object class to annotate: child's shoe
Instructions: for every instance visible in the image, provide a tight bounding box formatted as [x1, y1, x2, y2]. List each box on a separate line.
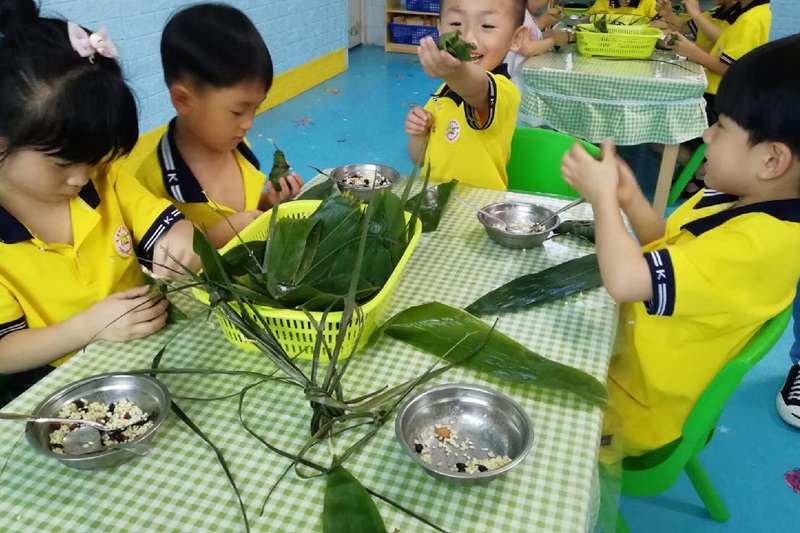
[777, 364, 800, 428]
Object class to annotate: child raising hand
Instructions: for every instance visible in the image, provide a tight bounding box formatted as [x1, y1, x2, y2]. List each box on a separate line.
[0, 0, 199, 392]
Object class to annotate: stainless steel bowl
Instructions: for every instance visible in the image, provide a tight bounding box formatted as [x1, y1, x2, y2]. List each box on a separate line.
[330, 164, 399, 202]
[395, 383, 534, 486]
[560, 14, 590, 27]
[477, 202, 560, 249]
[26, 373, 170, 470]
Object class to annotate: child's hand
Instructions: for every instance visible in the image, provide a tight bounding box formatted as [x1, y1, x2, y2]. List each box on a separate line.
[682, 0, 701, 17]
[560, 139, 620, 205]
[615, 157, 641, 210]
[656, 0, 673, 17]
[82, 286, 169, 342]
[544, 28, 570, 48]
[263, 172, 304, 207]
[405, 106, 433, 136]
[666, 32, 698, 59]
[152, 219, 201, 277]
[418, 36, 464, 79]
[537, 9, 561, 31]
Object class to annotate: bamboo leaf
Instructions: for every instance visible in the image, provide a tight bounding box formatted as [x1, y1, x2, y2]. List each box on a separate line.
[381, 302, 608, 405]
[404, 179, 457, 233]
[465, 254, 603, 316]
[192, 227, 225, 284]
[437, 30, 477, 61]
[171, 401, 250, 532]
[268, 139, 290, 192]
[222, 241, 268, 277]
[266, 217, 321, 291]
[553, 220, 596, 244]
[297, 178, 336, 201]
[323, 466, 387, 533]
[304, 196, 363, 283]
[405, 165, 431, 243]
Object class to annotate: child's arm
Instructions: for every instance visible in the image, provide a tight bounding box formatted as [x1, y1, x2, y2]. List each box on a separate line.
[669, 32, 728, 75]
[560, 141, 658, 302]
[0, 287, 168, 373]
[654, 0, 688, 31]
[151, 219, 202, 276]
[206, 211, 264, 249]
[519, 29, 569, 58]
[614, 158, 667, 245]
[683, 0, 724, 44]
[406, 106, 433, 164]
[417, 36, 495, 115]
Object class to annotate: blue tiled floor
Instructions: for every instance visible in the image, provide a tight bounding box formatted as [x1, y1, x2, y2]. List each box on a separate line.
[250, 45, 798, 533]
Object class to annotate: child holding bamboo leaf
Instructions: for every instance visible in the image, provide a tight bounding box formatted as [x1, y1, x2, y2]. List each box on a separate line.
[122, 4, 303, 249]
[560, 35, 800, 461]
[405, 0, 527, 190]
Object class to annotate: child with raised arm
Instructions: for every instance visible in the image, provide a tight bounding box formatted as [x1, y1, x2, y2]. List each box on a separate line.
[0, 0, 198, 396]
[654, 0, 741, 50]
[405, 0, 527, 190]
[561, 34, 800, 460]
[122, 4, 303, 249]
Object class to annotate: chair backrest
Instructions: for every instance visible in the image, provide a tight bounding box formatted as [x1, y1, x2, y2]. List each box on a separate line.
[506, 127, 600, 198]
[622, 306, 792, 488]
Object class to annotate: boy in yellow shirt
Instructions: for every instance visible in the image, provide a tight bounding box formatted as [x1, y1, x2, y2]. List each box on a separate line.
[122, 4, 303, 248]
[404, 0, 527, 190]
[561, 34, 800, 460]
[587, 0, 658, 18]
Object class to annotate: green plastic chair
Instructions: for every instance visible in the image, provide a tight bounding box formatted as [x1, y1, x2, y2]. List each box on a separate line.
[667, 144, 707, 207]
[506, 127, 600, 199]
[616, 305, 792, 533]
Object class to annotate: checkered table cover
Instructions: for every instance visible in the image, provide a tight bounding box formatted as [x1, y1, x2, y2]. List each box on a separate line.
[0, 186, 618, 533]
[520, 46, 709, 145]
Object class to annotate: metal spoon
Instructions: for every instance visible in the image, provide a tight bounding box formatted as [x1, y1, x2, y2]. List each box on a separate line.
[0, 412, 106, 429]
[452, 193, 511, 231]
[531, 198, 586, 232]
[61, 425, 151, 456]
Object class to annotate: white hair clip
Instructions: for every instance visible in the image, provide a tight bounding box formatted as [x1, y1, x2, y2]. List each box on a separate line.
[67, 21, 119, 62]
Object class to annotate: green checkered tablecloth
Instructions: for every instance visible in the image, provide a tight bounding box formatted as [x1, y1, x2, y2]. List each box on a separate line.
[520, 46, 708, 145]
[0, 187, 617, 533]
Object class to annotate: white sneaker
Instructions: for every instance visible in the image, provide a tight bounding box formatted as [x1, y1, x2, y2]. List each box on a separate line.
[776, 364, 800, 428]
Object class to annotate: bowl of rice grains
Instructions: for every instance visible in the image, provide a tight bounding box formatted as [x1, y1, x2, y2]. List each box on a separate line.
[330, 164, 399, 202]
[395, 383, 534, 486]
[25, 373, 170, 470]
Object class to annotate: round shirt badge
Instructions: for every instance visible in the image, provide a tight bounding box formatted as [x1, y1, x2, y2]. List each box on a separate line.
[445, 119, 460, 143]
[114, 225, 132, 257]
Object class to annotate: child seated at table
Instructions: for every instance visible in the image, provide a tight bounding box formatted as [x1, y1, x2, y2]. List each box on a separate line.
[560, 34, 800, 461]
[121, 4, 303, 249]
[667, 0, 770, 194]
[404, 0, 527, 190]
[0, 0, 198, 399]
[506, 1, 571, 80]
[587, 0, 658, 18]
[654, 0, 740, 50]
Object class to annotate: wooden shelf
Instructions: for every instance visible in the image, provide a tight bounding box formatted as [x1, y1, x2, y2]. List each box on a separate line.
[385, 1, 439, 54]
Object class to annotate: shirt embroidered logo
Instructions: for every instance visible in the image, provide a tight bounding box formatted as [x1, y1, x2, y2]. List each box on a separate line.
[445, 120, 460, 142]
[114, 225, 132, 257]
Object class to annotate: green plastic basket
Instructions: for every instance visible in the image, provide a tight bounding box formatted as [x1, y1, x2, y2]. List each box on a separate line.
[575, 24, 662, 59]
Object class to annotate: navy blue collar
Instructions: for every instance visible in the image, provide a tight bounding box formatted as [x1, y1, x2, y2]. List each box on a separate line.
[0, 180, 101, 244]
[433, 64, 510, 106]
[157, 118, 261, 204]
[609, 0, 642, 8]
[711, 2, 742, 22]
[683, 190, 800, 236]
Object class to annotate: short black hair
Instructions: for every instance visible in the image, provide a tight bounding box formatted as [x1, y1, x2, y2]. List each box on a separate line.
[161, 3, 273, 92]
[716, 34, 800, 158]
[0, 0, 138, 165]
[441, 0, 527, 26]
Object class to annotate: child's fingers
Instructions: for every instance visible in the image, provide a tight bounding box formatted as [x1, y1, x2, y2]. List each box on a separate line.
[114, 285, 153, 299]
[599, 138, 618, 162]
[132, 298, 169, 323]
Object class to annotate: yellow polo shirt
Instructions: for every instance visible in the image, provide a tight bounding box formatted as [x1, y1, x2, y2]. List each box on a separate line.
[603, 189, 800, 459]
[123, 119, 266, 231]
[689, 3, 741, 49]
[0, 164, 184, 366]
[706, 0, 771, 95]
[587, 0, 657, 18]
[423, 65, 519, 190]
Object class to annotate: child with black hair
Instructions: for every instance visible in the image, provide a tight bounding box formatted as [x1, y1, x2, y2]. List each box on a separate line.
[123, 3, 303, 249]
[0, 0, 198, 398]
[405, 0, 527, 190]
[560, 34, 800, 460]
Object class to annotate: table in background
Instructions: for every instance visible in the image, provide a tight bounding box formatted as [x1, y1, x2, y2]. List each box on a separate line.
[0, 185, 618, 533]
[520, 46, 708, 215]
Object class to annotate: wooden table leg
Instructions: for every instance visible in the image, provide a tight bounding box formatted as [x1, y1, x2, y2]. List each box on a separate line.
[653, 144, 679, 217]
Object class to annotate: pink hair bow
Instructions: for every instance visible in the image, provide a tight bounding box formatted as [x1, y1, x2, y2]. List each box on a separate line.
[67, 21, 119, 62]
